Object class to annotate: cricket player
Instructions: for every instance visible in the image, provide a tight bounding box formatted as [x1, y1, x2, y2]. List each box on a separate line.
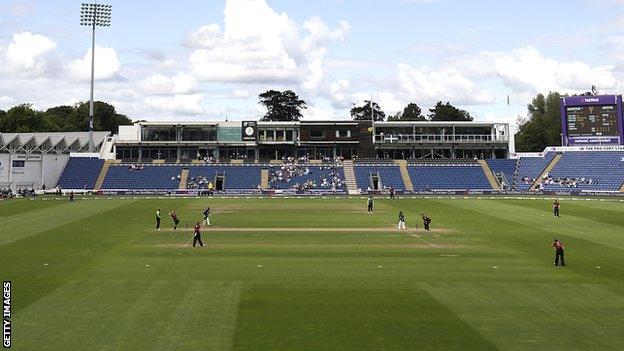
[553, 200, 560, 218]
[169, 210, 180, 230]
[552, 239, 565, 266]
[367, 196, 374, 214]
[421, 213, 431, 231]
[156, 208, 162, 230]
[69, 191, 75, 202]
[203, 207, 211, 226]
[398, 211, 406, 230]
[193, 222, 204, 247]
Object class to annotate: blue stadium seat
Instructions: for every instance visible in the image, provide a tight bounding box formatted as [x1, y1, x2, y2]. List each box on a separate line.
[514, 153, 555, 190]
[101, 164, 183, 190]
[487, 159, 516, 184]
[188, 165, 262, 190]
[56, 157, 104, 190]
[354, 165, 405, 190]
[543, 152, 624, 191]
[407, 165, 491, 190]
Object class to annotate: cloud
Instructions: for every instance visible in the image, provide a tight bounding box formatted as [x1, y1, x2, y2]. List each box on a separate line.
[459, 45, 617, 95]
[138, 72, 199, 95]
[232, 89, 251, 98]
[302, 103, 347, 120]
[66, 45, 121, 81]
[328, 79, 350, 107]
[396, 63, 495, 105]
[187, 0, 349, 89]
[185, 23, 221, 48]
[0, 96, 15, 109]
[142, 93, 206, 115]
[0, 1, 35, 17]
[1, 32, 57, 75]
[303, 16, 350, 45]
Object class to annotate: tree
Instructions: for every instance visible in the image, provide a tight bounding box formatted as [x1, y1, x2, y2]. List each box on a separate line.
[0, 104, 47, 133]
[0, 101, 132, 133]
[514, 92, 562, 152]
[258, 90, 307, 121]
[44, 105, 78, 131]
[427, 101, 473, 121]
[388, 103, 425, 121]
[576, 85, 599, 97]
[76, 101, 132, 133]
[351, 100, 385, 121]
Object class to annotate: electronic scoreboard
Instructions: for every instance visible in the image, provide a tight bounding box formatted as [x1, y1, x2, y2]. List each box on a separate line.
[560, 95, 624, 145]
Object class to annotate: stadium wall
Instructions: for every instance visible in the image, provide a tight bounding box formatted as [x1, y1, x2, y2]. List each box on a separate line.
[0, 154, 69, 190]
[0, 154, 9, 184]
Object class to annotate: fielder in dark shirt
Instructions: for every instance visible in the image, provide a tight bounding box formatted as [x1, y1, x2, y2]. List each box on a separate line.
[203, 207, 211, 226]
[398, 211, 406, 230]
[367, 196, 374, 213]
[155, 208, 162, 230]
[421, 213, 431, 231]
[553, 200, 560, 218]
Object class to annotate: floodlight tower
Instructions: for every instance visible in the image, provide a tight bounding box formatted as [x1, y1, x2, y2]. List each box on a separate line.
[80, 3, 112, 151]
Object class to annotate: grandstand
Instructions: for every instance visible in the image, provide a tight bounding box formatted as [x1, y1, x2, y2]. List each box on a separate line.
[188, 164, 262, 190]
[354, 163, 405, 191]
[486, 153, 557, 191]
[514, 153, 556, 190]
[36, 149, 624, 196]
[56, 157, 104, 190]
[541, 151, 624, 192]
[268, 164, 345, 191]
[3, 119, 624, 196]
[487, 158, 516, 188]
[407, 163, 492, 191]
[0, 132, 110, 191]
[101, 164, 184, 190]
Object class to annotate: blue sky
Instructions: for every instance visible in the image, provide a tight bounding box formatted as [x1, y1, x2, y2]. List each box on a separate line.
[1, 0, 624, 127]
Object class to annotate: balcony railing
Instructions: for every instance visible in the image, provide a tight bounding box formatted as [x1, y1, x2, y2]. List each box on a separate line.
[374, 134, 508, 144]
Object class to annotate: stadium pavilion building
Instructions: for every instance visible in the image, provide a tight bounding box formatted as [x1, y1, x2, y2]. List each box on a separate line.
[114, 120, 512, 162]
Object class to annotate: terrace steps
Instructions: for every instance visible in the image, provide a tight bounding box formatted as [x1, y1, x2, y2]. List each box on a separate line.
[531, 154, 562, 191]
[342, 160, 359, 195]
[178, 169, 189, 190]
[395, 160, 414, 192]
[94, 160, 113, 191]
[478, 160, 500, 190]
[260, 169, 269, 189]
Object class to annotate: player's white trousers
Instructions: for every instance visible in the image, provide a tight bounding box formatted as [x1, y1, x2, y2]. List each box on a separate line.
[398, 221, 406, 230]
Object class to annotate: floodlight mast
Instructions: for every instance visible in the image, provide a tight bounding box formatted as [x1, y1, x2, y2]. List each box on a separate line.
[80, 3, 112, 152]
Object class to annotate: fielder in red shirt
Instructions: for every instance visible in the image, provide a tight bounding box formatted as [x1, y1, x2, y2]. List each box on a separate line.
[192, 222, 204, 247]
[169, 210, 180, 230]
[552, 239, 565, 266]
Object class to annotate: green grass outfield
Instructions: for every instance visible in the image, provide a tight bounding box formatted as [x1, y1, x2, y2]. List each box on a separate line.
[2, 196, 624, 350]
